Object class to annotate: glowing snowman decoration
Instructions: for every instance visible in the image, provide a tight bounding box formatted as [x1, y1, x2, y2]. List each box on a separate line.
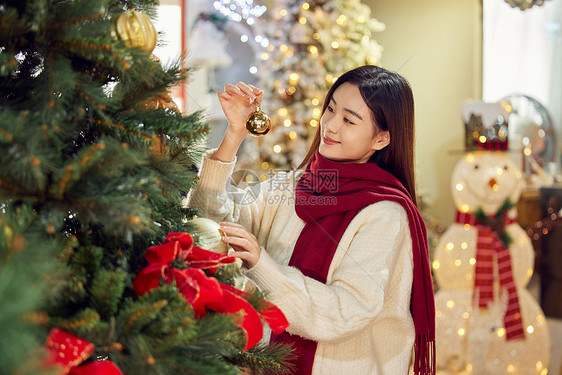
[434, 101, 550, 374]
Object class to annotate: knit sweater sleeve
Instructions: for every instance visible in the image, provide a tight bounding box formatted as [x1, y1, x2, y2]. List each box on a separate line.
[244, 201, 413, 343]
[187, 148, 271, 238]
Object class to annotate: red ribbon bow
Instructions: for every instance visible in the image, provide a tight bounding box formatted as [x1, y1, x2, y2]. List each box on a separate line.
[133, 232, 289, 350]
[456, 211, 525, 341]
[45, 328, 123, 375]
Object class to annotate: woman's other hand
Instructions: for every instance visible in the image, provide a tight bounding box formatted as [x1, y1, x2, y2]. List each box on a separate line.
[220, 221, 261, 269]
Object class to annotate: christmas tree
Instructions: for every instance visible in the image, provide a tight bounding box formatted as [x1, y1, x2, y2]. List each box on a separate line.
[238, 0, 385, 173]
[0, 1, 291, 374]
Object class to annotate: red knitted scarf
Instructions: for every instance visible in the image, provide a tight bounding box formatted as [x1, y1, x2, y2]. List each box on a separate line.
[270, 151, 435, 374]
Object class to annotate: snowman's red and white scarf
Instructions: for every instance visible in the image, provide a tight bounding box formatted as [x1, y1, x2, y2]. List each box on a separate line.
[456, 210, 525, 341]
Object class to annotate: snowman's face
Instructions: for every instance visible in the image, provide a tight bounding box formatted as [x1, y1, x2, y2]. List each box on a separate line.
[451, 151, 522, 215]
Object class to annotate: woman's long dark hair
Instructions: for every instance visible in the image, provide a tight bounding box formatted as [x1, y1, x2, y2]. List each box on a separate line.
[297, 65, 417, 205]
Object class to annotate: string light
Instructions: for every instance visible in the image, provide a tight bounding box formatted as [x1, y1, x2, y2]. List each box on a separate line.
[302, 2, 310, 10]
[213, 1, 267, 25]
[289, 73, 300, 84]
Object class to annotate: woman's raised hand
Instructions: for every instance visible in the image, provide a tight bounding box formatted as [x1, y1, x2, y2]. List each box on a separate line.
[212, 82, 263, 162]
[218, 82, 263, 140]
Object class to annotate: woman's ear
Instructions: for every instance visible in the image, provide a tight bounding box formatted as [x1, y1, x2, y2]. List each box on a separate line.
[372, 130, 390, 151]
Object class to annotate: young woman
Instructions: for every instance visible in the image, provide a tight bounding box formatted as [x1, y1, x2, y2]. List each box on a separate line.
[188, 65, 435, 375]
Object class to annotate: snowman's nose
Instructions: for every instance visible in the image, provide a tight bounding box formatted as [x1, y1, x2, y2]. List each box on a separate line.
[488, 178, 498, 190]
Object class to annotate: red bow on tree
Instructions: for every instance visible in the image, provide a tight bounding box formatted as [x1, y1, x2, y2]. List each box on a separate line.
[133, 232, 289, 350]
[45, 328, 123, 375]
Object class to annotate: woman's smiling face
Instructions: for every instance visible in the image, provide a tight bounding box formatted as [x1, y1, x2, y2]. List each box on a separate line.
[318, 82, 390, 164]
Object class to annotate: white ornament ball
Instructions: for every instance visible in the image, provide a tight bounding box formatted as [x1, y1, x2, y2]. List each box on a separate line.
[188, 217, 229, 255]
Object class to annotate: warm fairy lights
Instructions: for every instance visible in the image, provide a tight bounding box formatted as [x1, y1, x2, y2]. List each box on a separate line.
[310, 109, 320, 120]
[213, 0, 266, 25]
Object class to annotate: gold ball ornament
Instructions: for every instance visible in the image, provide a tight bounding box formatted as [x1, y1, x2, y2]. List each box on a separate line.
[245, 105, 271, 136]
[187, 217, 229, 255]
[115, 9, 157, 53]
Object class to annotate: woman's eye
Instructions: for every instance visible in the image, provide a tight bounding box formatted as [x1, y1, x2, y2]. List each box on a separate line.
[344, 117, 355, 125]
[327, 105, 334, 112]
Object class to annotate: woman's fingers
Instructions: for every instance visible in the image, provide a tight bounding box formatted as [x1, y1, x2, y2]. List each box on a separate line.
[217, 91, 233, 100]
[236, 81, 257, 100]
[219, 222, 261, 268]
[220, 226, 256, 244]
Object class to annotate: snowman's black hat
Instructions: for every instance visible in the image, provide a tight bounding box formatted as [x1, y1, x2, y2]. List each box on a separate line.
[461, 100, 511, 151]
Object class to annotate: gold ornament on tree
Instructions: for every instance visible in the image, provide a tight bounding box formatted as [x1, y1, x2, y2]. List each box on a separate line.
[116, 11, 179, 155]
[187, 217, 229, 255]
[245, 104, 271, 136]
[115, 9, 157, 52]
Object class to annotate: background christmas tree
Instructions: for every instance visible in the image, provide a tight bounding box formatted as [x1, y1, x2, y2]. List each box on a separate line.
[0, 1, 291, 374]
[237, 0, 385, 173]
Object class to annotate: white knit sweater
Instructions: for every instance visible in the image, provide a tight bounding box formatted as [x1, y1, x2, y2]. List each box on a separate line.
[188, 149, 415, 375]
